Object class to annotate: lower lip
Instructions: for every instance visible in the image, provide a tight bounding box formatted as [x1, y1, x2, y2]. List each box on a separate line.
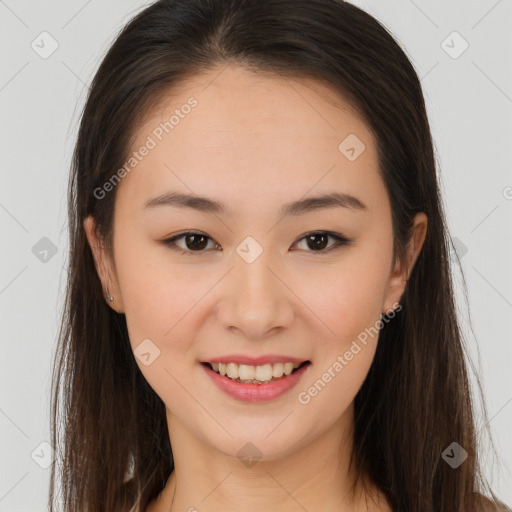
[201, 362, 311, 403]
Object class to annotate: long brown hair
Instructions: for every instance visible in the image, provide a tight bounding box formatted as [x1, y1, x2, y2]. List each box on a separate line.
[49, 1, 509, 510]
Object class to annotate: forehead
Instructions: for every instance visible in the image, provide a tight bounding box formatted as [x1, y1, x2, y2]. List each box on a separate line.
[137, 65, 371, 142]
[118, 65, 383, 213]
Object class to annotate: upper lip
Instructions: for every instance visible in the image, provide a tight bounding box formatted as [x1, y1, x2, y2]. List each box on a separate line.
[201, 354, 309, 366]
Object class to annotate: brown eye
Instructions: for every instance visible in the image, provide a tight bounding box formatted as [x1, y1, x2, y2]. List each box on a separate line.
[162, 232, 219, 253]
[305, 233, 329, 250]
[293, 231, 350, 253]
[182, 233, 209, 250]
[162, 230, 350, 255]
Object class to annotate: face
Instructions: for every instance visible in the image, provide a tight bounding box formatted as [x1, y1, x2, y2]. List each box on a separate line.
[85, 65, 426, 461]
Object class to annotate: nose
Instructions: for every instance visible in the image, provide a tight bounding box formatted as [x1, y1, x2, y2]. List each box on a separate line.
[215, 250, 295, 340]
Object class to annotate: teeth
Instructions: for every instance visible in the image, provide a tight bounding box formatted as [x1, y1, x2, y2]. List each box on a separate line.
[208, 361, 303, 383]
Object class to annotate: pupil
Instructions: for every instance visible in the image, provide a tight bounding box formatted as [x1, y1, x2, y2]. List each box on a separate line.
[308, 233, 328, 250]
[185, 234, 328, 251]
[187, 234, 208, 250]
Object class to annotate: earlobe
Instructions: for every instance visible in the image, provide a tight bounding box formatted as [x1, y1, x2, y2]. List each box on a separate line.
[83, 216, 124, 312]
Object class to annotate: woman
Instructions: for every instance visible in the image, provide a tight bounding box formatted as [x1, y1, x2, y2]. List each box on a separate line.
[48, 0, 510, 511]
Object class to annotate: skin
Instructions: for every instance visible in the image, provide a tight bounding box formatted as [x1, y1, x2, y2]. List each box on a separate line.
[84, 64, 427, 512]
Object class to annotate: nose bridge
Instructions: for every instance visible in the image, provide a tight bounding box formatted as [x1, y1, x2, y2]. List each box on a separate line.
[237, 249, 277, 299]
[218, 242, 294, 338]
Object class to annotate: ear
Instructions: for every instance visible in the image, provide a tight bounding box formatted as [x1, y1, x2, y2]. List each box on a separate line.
[382, 212, 428, 315]
[83, 215, 125, 313]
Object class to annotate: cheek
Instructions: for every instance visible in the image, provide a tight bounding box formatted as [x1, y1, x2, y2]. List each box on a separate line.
[113, 240, 207, 399]
[117, 252, 207, 413]
[292, 243, 391, 410]
[115, 233, 204, 338]
[296, 341, 375, 432]
[297, 244, 391, 347]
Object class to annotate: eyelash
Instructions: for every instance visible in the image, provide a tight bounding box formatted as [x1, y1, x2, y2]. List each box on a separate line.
[160, 231, 351, 255]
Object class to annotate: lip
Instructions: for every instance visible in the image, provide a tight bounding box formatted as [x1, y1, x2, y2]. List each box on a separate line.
[200, 354, 308, 366]
[201, 361, 311, 403]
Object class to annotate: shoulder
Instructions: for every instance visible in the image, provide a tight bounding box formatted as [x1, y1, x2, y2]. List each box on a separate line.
[473, 492, 512, 512]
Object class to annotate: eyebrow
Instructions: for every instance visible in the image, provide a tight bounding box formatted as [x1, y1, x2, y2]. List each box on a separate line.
[144, 191, 367, 216]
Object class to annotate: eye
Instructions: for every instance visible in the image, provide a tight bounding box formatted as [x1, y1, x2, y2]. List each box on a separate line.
[160, 230, 351, 255]
[292, 231, 351, 253]
[161, 231, 220, 254]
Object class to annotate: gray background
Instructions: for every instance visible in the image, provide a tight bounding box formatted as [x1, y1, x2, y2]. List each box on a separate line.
[0, 0, 511, 510]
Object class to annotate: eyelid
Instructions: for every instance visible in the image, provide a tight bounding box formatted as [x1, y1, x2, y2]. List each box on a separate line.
[161, 230, 352, 255]
[292, 231, 351, 253]
[161, 230, 220, 254]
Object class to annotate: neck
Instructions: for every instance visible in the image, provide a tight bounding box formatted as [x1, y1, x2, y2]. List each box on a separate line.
[147, 403, 390, 512]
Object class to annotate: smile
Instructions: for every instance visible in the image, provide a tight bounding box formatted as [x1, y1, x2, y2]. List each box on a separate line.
[200, 360, 312, 402]
[203, 361, 310, 384]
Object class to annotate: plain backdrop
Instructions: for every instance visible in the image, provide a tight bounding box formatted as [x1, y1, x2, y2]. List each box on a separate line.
[0, 0, 511, 510]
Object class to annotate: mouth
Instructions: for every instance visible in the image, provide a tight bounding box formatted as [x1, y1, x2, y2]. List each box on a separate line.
[200, 360, 311, 385]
